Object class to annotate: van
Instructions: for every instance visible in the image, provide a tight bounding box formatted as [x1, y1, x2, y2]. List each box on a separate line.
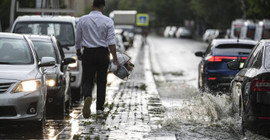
[11, 15, 82, 101]
[255, 19, 270, 41]
[230, 19, 245, 39]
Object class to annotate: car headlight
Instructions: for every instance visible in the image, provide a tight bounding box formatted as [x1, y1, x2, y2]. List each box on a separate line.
[46, 79, 56, 87]
[12, 80, 41, 93]
[68, 56, 78, 71]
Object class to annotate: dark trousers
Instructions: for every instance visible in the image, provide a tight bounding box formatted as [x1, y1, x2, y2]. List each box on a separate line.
[82, 47, 110, 111]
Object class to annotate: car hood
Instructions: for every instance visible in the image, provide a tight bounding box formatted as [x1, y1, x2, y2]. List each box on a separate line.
[0, 65, 38, 81]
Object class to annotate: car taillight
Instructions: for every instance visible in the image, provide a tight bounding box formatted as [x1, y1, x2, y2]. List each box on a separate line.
[251, 79, 270, 92]
[207, 56, 237, 62]
[208, 77, 216, 80]
[241, 57, 247, 60]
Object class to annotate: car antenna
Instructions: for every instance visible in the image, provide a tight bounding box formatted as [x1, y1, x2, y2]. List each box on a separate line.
[237, 33, 240, 43]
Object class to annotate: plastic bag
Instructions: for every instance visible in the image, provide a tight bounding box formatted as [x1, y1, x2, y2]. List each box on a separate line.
[109, 52, 134, 80]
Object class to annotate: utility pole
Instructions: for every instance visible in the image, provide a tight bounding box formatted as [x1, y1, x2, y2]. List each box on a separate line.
[9, 0, 16, 30]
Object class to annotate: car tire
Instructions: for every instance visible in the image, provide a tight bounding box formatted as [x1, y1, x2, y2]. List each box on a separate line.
[198, 71, 205, 92]
[71, 86, 82, 102]
[65, 86, 72, 113]
[54, 95, 65, 119]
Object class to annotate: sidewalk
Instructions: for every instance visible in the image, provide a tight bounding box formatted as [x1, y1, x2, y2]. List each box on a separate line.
[55, 36, 174, 140]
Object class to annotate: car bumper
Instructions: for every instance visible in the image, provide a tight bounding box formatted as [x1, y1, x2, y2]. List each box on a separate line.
[0, 90, 45, 121]
[205, 75, 234, 91]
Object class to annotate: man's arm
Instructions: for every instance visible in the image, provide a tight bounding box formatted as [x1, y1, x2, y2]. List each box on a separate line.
[75, 19, 83, 60]
[109, 45, 119, 67]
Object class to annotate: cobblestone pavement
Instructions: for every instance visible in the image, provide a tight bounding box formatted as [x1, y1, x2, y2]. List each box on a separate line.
[55, 36, 174, 140]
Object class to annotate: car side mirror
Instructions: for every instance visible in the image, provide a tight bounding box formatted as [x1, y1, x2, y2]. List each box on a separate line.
[39, 57, 56, 67]
[227, 60, 244, 70]
[195, 51, 204, 57]
[63, 57, 76, 65]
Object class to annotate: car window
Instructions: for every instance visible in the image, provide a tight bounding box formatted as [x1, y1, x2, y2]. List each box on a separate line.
[262, 28, 270, 39]
[0, 38, 33, 64]
[264, 46, 270, 69]
[13, 22, 75, 47]
[32, 41, 58, 63]
[213, 44, 254, 55]
[245, 43, 263, 68]
[246, 26, 255, 40]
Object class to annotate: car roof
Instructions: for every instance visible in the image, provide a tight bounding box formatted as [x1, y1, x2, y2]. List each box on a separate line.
[211, 39, 258, 46]
[0, 32, 26, 39]
[14, 15, 76, 23]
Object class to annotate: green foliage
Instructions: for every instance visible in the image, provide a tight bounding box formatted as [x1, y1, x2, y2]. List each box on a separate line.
[191, 0, 242, 29]
[0, 0, 11, 31]
[243, 0, 270, 19]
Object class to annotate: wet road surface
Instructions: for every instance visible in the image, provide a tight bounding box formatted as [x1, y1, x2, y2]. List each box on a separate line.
[148, 35, 270, 140]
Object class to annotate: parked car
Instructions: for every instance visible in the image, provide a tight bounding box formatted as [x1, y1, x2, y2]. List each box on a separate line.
[228, 39, 270, 134]
[10, 15, 83, 102]
[0, 32, 56, 130]
[168, 26, 177, 38]
[195, 39, 257, 93]
[175, 27, 192, 38]
[27, 35, 75, 118]
[163, 26, 171, 37]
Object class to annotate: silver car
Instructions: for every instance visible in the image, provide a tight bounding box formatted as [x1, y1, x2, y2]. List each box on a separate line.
[0, 33, 55, 129]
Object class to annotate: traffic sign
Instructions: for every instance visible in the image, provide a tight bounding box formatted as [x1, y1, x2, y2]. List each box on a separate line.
[136, 13, 149, 26]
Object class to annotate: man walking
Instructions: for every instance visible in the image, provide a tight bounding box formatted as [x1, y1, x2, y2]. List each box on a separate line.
[75, 0, 119, 118]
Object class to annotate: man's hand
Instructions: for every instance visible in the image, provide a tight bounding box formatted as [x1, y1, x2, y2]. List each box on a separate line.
[77, 54, 82, 61]
[76, 49, 82, 61]
[113, 59, 120, 70]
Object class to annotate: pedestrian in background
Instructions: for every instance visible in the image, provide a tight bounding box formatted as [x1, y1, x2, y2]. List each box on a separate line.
[75, 0, 119, 119]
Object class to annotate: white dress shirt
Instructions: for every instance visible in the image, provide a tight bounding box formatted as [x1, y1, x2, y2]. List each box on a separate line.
[75, 11, 115, 49]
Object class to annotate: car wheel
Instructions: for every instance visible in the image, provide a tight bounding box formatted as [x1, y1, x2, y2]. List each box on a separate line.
[65, 86, 72, 113]
[71, 86, 82, 102]
[198, 71, 205, 92]
[53, 95, 65, 119]
[240, 97, 246, 135]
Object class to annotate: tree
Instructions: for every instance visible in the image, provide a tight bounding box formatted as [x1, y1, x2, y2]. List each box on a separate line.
[0, 0, 11, 31]
[190, 0, 243, 29]
[243, 0, 270, 19]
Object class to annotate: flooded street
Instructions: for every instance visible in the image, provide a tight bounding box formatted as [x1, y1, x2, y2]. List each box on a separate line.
[148, 36, 270, 140]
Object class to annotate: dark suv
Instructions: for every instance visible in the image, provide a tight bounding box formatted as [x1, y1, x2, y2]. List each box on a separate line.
[228, 39, 270, 134]
[27, 35, 75, 118]
[195, 39, 257, 93]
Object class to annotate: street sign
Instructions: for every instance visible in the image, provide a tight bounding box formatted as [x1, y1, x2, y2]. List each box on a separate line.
[136, 13, 149, 27]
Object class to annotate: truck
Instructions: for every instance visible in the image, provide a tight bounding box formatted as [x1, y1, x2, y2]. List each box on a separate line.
[255, 19, 270, 41]
[109, 10, 138, 49]
[230, 19, 245, 39]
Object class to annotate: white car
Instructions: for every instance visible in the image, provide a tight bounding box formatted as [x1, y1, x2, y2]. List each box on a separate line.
[0, 32, 55, 130]
[10, 15, 82, 101]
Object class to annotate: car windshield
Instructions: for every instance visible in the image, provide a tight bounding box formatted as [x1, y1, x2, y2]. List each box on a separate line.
[13, 22, 75, 47]
[32, 41, 57, 62]
[213, 44, 254, 55]
[0, 38, 33, 64]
